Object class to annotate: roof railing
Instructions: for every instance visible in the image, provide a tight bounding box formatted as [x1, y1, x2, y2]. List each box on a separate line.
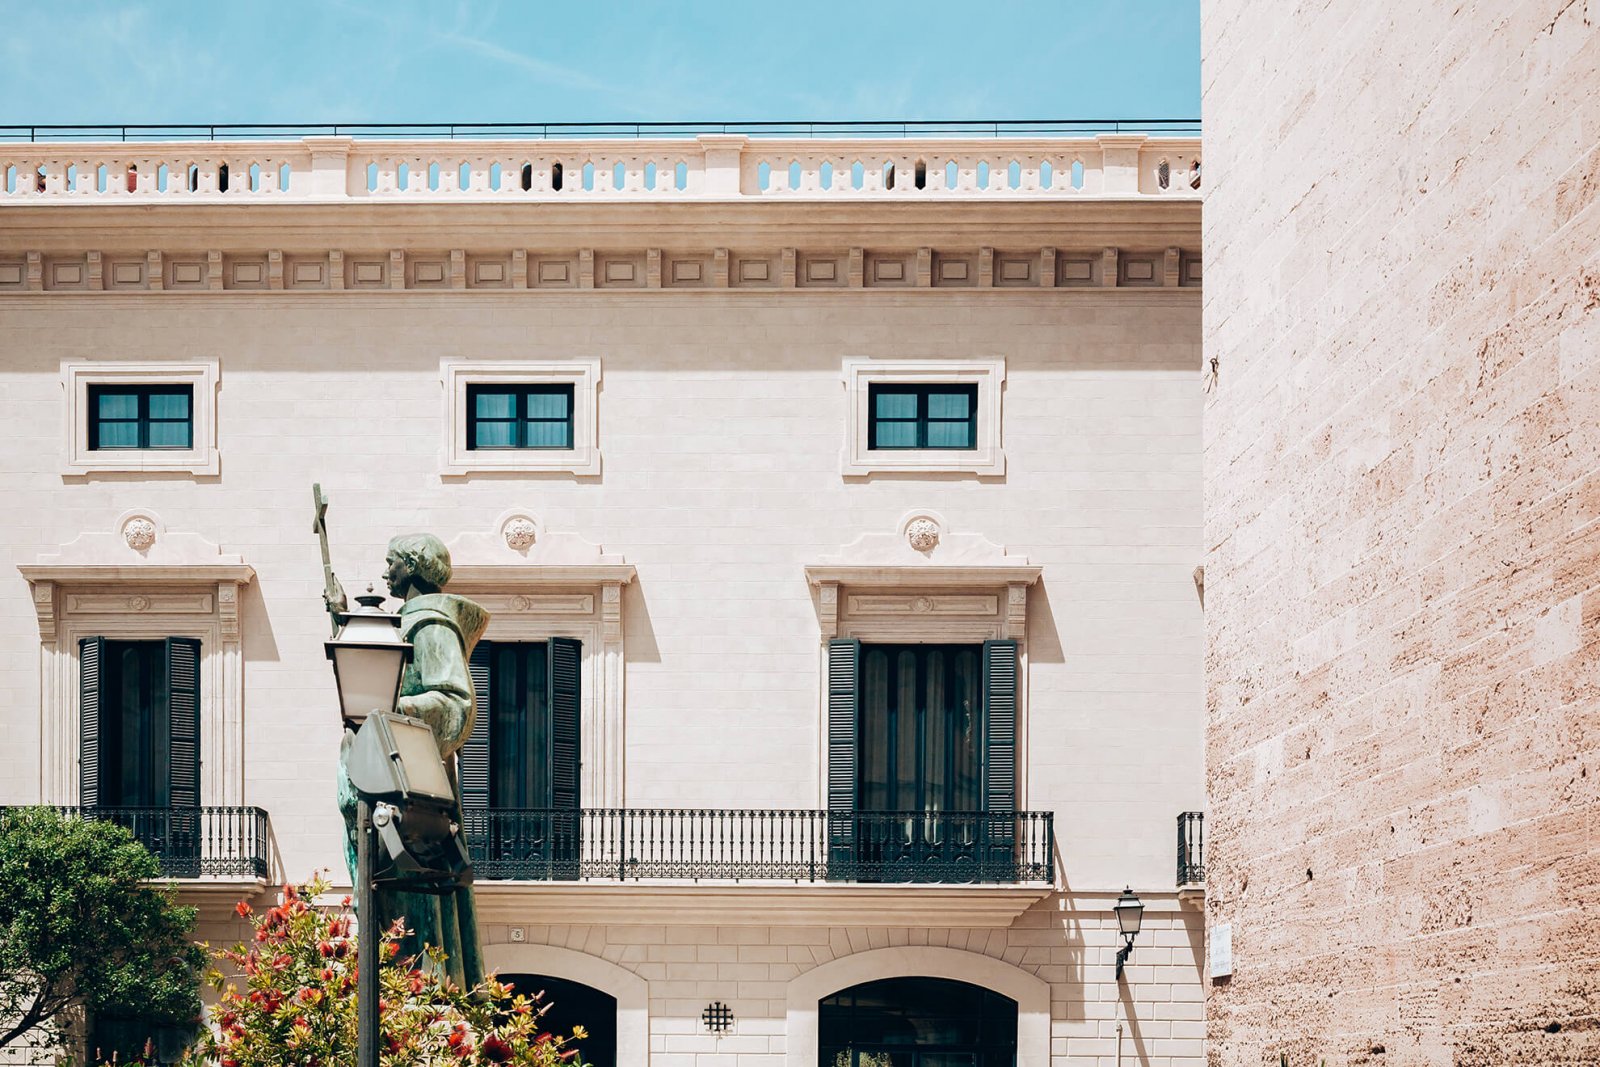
[0, 119, 1200, 143]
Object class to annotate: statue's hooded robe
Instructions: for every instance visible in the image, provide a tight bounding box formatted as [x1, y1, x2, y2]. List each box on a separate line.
[338, 592, 489, 990]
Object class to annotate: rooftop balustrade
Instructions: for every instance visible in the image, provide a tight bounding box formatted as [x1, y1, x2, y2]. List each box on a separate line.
[0, 134, 1199, 203]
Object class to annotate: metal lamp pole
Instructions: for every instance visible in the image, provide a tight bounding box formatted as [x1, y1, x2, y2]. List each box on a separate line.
[357, 799, 378, 1067]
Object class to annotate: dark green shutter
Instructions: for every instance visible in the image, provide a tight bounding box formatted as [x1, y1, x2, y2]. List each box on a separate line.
[164, 638, 202, 809]
[461, 640, 492, 810]
[79, 637, 105, 809]
[982, 639, 1017, 814]
[164, 638, 202, 877]
[827, 638, 861, 872]
[547, 637, 581, 812]
[982, 639, 1018, 879]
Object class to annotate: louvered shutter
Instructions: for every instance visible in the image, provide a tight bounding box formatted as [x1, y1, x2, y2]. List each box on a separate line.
[165, 638, 202, 808]
[79, 637, 106, 809]
[547, 637, 582, 878]
[982, 639, 1018, 878]
[547, 637, 581, 811]
[164, 638, 202, 877]
[461, 640, 492, 810]
[826, 638, 861, 875]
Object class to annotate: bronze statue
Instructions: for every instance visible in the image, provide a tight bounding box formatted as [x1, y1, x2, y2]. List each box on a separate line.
[327, 521, 489, 990]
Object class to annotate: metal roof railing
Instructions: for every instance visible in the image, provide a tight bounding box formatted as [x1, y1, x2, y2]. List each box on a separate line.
[0, 118, 1201, 143]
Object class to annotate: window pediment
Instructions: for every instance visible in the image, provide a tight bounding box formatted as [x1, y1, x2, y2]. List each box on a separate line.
[804, 511, 1039, 641]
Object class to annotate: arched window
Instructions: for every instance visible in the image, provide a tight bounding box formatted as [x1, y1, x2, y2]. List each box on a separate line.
[497, 973, 616, 1066]
[819, 976, 1017, 1067]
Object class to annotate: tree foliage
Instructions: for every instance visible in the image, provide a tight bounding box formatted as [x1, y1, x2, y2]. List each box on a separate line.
[185, 876, 584, 1067]
[0, 807, 203, 1051]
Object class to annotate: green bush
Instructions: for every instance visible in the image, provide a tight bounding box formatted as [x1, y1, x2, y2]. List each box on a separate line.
[0, 807, 203, 1056]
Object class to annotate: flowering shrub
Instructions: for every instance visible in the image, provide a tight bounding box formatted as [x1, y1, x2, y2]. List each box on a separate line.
[180, 877, 583, 1067]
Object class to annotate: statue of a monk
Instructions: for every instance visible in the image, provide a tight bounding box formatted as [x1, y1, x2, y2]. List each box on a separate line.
[336, 532, 488, 990]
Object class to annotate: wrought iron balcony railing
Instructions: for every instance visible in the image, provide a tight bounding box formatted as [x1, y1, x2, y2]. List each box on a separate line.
[1178, 810, 1205, 886]
[464, 808, 1053, 885]
[60, 806, 272, 879]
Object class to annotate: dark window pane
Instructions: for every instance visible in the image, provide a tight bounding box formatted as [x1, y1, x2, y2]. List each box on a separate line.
[524, 390, 568, 419]
[475, 392, 516, 419]
[147, 392, 190, 419]
[874, 422, 918, 449]
[97, 423, 140, 448]
[97, 393, 139, 419]
[147, 422, 190, 449]
[874, 391, 917, 419]
[523, 420, 571, 448]
[926, 421, 972, 449]
[927, 390, 971, 420]
[473, 421, 515, 448]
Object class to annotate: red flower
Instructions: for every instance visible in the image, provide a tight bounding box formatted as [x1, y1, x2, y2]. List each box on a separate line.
[341, 895, 352, 907]
[481, 1035, 514, 1063]
[318, 940, 335, 957]
[283, 883, 299, 901]
[234, 900, 252, 917]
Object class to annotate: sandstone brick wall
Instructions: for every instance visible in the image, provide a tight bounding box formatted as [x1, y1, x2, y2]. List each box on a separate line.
[1201, 2, 1600, 1064]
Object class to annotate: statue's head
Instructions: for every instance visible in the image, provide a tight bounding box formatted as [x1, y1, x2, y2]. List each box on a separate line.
[385, 533, 451, 597]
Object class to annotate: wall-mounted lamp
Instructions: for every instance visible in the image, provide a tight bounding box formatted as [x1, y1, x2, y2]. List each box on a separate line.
[1114, 886, 1144, 978]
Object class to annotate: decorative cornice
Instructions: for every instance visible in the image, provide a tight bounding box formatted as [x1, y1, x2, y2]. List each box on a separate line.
[0, 243, 1201, 295]
[473, 881, 1052, 927]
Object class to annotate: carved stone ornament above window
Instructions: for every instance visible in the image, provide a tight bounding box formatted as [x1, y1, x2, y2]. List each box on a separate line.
[803, 510, 1040, 643]
[443, 511, 635, 808]
[17, 511, 254, 806]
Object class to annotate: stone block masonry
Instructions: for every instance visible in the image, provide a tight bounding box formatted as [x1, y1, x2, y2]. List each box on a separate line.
[1202, 1, 1600, 1064]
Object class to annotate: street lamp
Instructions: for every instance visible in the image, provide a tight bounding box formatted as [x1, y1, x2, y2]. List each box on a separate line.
[325, 593, 410, 728]
[325, 591, 474, 1067]
[1113, 887, 1144, 979]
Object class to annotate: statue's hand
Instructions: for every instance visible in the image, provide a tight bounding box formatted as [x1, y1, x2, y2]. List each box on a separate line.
[324, 575, 349, 616]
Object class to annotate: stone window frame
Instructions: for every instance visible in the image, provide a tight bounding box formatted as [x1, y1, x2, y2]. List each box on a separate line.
[805, 511, 1040, 810]
[440, 359, 601, 477]
[841, 357, 1005, 476]
[444, 513, 633, 807]
[63, 359, 220, 476]
[19, 514, 253, 807]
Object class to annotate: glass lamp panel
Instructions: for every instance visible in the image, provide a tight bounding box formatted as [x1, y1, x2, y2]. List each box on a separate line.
[1116, 894, 1145, 935]
[332, 645, 405, 724]
[874, 422, 918, 448]
[148, 391, 190, 419]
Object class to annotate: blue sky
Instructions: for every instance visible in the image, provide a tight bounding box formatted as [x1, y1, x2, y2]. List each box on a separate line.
[0, 2, 1198, 127]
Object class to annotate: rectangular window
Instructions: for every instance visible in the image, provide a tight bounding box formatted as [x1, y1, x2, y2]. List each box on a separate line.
[87, 385, 194, 450]
[79, 636, 201, 816]
[467, 384, 574, 450]
[857, 644, 983, 813]
[463, 637, 582, 878]
[867, 384, 978, 450]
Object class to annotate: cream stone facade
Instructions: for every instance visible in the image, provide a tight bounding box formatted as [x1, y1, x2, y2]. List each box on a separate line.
[1202, 2, 1600, 1065]
[1, 132, 1204, 1066]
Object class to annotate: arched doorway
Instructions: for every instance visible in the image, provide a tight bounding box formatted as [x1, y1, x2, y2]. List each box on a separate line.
[819, 976, 1018, 1067]
[497, 973, 617, 1067]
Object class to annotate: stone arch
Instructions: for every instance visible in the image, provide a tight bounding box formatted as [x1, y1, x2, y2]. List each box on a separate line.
[482, 943, 647, 1064]
[785, 945, 1049, 1067]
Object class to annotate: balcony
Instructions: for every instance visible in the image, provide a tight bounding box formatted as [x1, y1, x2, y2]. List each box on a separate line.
[1177, 810, 1205, 895]
[466, 808, 1056, 928]
[62, 805, 272, 881]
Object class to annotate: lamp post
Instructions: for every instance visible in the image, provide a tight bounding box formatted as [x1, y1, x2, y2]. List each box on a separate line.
[1113, 886, 1145, 979]
[325, 593, 411, 1067]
